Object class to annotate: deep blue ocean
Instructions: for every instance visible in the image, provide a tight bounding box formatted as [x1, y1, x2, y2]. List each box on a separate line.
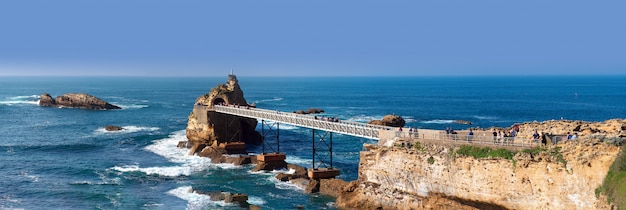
[1, 76, 625, 209]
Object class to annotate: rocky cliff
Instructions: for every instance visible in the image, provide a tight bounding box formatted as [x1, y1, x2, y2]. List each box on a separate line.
[512, 119, 626, 139]
[185, 74, 262, 153]
[39, 93, 121, 110]
[337, 120, 625, 210]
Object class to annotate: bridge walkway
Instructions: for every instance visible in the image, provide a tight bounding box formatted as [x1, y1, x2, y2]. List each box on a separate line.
[210, 104, 395, 139]
[206, 104, 540, 149]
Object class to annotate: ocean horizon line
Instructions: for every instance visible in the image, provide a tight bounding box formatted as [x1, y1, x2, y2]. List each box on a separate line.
[1, 74, 625, 79]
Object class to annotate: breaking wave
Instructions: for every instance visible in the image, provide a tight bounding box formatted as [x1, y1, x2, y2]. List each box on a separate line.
[0, 95, 40, 106]
[344, 114, 385, 123]
[254, 97, 283, 104]
[94, 126, 160, 134]
[420, 119, 455, 124]
[117, 104, 149, 109]
[109, 130, 239, 177]
[473, 115, 498, 120]
[167, 186, 230, 210]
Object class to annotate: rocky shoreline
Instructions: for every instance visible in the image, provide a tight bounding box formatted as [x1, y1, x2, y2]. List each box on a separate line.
[183, 75, 625, 209]
[335, 119, 625, 210]
[183, 74, 349, 200]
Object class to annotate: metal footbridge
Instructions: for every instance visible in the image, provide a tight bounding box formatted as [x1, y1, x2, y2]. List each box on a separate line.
[212, 104, 395, 139]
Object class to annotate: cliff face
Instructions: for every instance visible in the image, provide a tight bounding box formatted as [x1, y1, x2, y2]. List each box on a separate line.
[39, 93, 121, 110]
[337, 137, 621, 209]
[185, 75, 262, 152]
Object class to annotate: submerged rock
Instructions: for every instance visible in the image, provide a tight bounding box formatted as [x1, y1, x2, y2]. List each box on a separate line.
[454, 120, 472, 125]
[193, 190, 255, 208]
[105, 125, 124, 131]
[39, 93, 121, 110]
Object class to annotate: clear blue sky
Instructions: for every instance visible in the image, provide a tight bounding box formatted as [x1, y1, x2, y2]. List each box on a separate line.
[0, 1, 624, 76]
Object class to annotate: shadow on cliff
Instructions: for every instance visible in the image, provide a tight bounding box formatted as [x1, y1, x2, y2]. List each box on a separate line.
[446, 195, 508, 210]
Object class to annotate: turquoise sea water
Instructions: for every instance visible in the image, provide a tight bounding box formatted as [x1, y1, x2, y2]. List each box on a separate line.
[1, 76, 625, 209]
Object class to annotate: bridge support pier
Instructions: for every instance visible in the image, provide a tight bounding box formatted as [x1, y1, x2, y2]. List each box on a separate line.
[219, 112, 246, 154]
[254, 120, 287, 171]
[309, 129, 340, 179]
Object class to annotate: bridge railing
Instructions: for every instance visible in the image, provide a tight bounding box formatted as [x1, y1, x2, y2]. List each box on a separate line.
[386, 129, 541, 148]
[212, 105, 397, 139]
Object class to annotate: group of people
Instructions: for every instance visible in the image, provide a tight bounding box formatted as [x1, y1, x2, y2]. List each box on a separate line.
[314, 115, 340, 122]
[491, 129, 518, 145]
[216, 102, 252, 109]
[566, 132, 578, 140]
[397, 127, 419, 138]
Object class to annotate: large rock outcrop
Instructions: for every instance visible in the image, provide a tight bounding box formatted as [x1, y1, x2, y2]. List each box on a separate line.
[336, 132, 622, 209]
[39, 93, 121, 110]
[368, 114, 406, 127]
[186, 74, 262, 154]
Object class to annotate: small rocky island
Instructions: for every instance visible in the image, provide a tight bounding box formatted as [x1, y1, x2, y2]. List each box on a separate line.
[367, 114, 406, 127]
[39, 93, 121, 110]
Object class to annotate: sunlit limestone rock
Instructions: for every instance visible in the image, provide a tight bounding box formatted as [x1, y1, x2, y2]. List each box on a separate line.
[185, 74, 262, 154]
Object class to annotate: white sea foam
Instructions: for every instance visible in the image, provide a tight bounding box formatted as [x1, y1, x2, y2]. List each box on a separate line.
[276, 124, 299, 130]
[254, 97, 283, 103]
[143, 203, 164, 207]
[109, 130, 216, 177]
[345, 114, 385, 123]
[111, 165, 196, 177]
[285, 156, 312, 166]
[473, 115, 498, 120]
[271, 168, 295, 175]
[258, 121, 300, 130]
[247, 196, 267, 206]
[270, 176, 304, 191]
[403, 116, 417, 123]
[0, 194, 23, 207]
[421, 119, 455, 124]
[0, 95, 40, 106]
[117, 104, 149, 109]
[167, 186, 231, 210]
[69, 180, 119, 186]
[10, 95, 40, 100]
[94, 126, 160, 134]
[18, 171, 39, 183]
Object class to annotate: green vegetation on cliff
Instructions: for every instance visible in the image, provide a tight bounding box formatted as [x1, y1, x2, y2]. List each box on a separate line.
[455, 146, 567, 167]
[456, 146, 514, 160]
[521, 147, 567, 165]
[596, 144, 626, 210]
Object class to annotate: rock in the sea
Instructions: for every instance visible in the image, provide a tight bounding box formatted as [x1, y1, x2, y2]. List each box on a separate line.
[293, 108, 325, 115]
[194, 190, 253, 207]
[39, 93, 56, 107]
[186, 74, 262, 153]
[275, 164, 308, 181]
[105, 125, 124, 131]
[39, 93, 121, 110]
[367, 115, 406, 127]
[454, 120, 472, 125]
